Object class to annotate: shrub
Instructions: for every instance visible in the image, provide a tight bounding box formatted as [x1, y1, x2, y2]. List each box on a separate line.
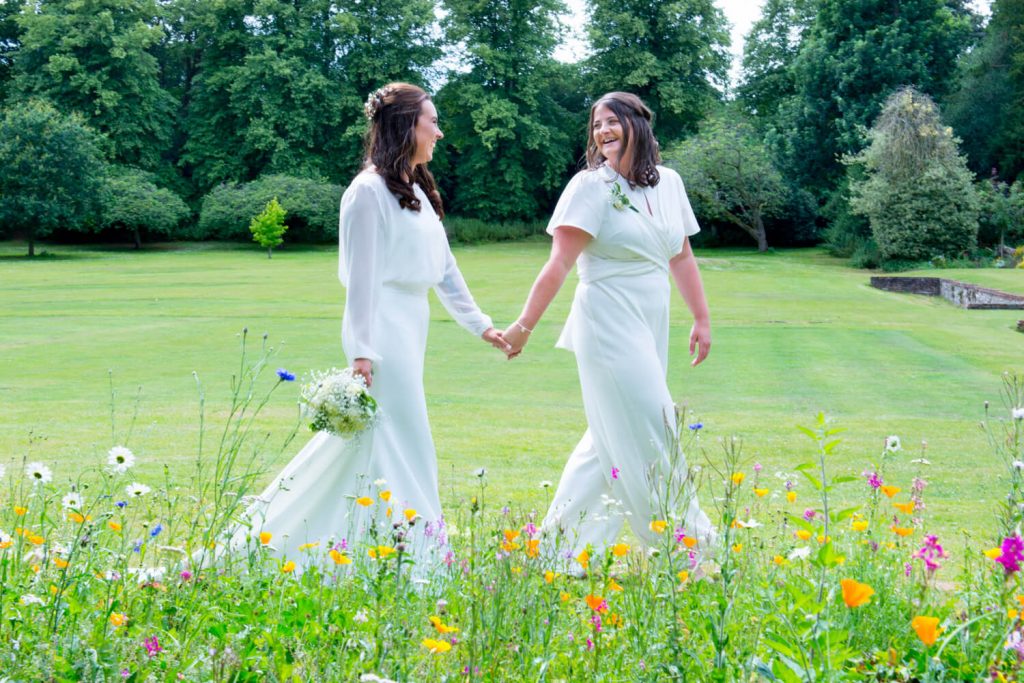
[976, 178, 1024, 247]
[444, 217, 546, 244]
[848, 88, 979, 263]
[100, 167, 191, 248]
[197, 175, 341, 242]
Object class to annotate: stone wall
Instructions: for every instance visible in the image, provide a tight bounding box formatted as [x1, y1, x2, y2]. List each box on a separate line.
[870, 276, 1024, 310]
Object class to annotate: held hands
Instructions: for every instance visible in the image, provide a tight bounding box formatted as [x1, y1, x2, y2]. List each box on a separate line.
[501, 321, 531, 359]
[689, 320, 711, 367]
[482, 328, 514, 357]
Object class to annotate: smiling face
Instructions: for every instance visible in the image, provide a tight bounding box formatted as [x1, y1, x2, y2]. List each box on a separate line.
[410, 99, 443, 167]
[591, 103, 632, 174]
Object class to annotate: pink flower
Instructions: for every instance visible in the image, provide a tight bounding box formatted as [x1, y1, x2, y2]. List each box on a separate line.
[803, 508, 816, 521]
[913, 534, 948, 573]
[611, 467, 620, 480]
[179, 570, 192, 581]
[524, 522, 538, 537]
[864, 471, 883, 489]
[143, 636, 162, 657]
[754, 462, 762, 472]
[998, 535, 1024, 574]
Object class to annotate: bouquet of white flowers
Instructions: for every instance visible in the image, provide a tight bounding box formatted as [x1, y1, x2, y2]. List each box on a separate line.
[299, 367, 378, 437]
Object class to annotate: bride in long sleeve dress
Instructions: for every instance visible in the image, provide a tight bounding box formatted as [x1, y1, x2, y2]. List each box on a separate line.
[230, 83, 508, 570]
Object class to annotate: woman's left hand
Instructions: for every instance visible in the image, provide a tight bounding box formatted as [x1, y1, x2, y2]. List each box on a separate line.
[689, 320, 711, 367]
[482, 328, 513, 355]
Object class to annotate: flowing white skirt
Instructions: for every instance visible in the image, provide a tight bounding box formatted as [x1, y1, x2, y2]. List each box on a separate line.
[230, 284, 446, 568]
[542, 269, 713, 557]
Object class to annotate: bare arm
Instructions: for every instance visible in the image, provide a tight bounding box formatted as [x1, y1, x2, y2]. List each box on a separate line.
[669, 237, 711, 367]
[502, 226, 592, 356]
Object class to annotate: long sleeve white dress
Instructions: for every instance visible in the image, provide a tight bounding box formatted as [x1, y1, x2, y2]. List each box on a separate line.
[541, 164, 714, 559]
[236, 170, 492, 569]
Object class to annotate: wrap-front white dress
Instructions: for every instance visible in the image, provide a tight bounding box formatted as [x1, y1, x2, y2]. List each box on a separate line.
[234, 170, 492, 567]
[542, 165, 714, 556]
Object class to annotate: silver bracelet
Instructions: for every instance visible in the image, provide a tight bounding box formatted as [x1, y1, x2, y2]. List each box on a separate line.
[515, 320, 533, 334]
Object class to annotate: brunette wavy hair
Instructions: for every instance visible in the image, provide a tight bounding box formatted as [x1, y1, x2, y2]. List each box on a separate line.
[363, 82, 444, 218]
[585, 92, 661, 188]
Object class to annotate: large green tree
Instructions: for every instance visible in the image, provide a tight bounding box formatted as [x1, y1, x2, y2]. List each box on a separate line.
[436, 0, 580, 221]
[585, 0, 730, 142]
[12, 0, 174, 170]
[0, 101, 106, 256]
[772, 0, 977, 197]
[0, 0, 21, 96]
[944, 0, 1024, 182]
[737, 0, 814, 120]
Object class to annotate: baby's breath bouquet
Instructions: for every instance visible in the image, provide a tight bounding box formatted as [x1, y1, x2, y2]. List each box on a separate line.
[299, 367, 378, 437]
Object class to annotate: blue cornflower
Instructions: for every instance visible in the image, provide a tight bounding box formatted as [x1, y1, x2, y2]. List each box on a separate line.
[115, 501, 128, 509]
[150, 523, 163, 538]
[132, 539, 144, 553]
[276, 368, 296, 382]
[688, 422, 703, 431]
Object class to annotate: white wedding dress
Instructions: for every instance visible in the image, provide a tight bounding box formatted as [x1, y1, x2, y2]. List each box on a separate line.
[542, 165, 714, 558]
[231, 170, 492, 569]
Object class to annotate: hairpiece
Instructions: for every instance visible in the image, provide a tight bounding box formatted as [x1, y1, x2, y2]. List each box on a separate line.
[363, 86, 395, 121]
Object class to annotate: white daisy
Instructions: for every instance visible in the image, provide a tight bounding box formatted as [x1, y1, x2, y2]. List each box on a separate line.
[788, 546, 812, 561]
[539, 480, 553, 489]
[1013, 407, 1024, 420]
[61, 492, 83, 510]
[885, 435, 902, 453]
[125, 482, 151, 498]
[473, 467, 487, 478]
[107, 446, 136, 474]
[25, 462, 52, 485]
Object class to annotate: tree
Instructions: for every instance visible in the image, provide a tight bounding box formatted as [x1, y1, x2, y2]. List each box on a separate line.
[773, 0, 977, 198]
[944, 0, 1024, 182]
[585, 0, 730, 142]
[849, 87, 979, 263]
[436, 0, 579, 221]
[249, 197, 288, 258]
[0, 102, 106, 256]
[100, 167, 191, 248]
[666, 115, 787, 251]
[12, 0, 175, 170]
[737, 0, 814, 119]
[0, 0, 21, 96]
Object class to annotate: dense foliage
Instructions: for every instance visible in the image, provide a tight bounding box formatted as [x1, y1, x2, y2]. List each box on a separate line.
[0, 0, 1021, 261]
[849, 88, 979, 264]
[0, 102, 106, 256]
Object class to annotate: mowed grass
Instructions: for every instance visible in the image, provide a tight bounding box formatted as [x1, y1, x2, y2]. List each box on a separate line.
[1, 240, 1022, 543]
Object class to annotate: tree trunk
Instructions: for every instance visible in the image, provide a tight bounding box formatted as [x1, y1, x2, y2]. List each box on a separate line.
[28, 238, 35, 257]
[754, 213, 769, 252]
[133, 227, 142, 250]
[267, 247, 272, 259]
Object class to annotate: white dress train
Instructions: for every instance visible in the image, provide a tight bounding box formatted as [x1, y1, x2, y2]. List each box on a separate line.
[541, 165, 714, 559]
[230, 170, 492, 570]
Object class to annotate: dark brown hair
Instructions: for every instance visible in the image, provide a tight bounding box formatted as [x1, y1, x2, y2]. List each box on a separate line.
[585, 92, 661, 188]
[363, 82, 444, 218]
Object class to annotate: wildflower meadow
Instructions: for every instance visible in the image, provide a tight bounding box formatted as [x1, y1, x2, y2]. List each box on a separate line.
[3, 333, 1024, 682]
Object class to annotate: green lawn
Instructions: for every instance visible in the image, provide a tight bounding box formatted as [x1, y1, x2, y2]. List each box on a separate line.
[1, 240, 1021, 542]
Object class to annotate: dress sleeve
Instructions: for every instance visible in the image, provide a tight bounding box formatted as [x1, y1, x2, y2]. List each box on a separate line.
[338, 180, 385, 363]
[675, 172, 701, 238]
[433, 235, 494, 337]
[546, 171, 606, 238]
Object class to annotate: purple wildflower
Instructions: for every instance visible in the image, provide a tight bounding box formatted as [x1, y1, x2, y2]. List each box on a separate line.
[803, 508, 816, 522]
[586, 637, 594, 651]
[674, 527, 687, 543]
[611, 467, 620, 480]
[864, 471, 883, 489]
[143, 636, 163, 657]
[120, 670, 130, 679]
[276, 368, 296, 382]
[998, 535, 1024, 574]
[179, 570, 192, 581]
[132, 539, 143, 553]
[590, 614, 603, 633]
[754, 462, 763, 473]
[904, 562, 913, 577]
[524, 522, 538, 537]
[913, 534, 948, 573]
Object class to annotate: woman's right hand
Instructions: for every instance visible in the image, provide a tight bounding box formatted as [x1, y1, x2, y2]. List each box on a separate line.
[353, 358, 373, 388]
[502, 324, 530, 358]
